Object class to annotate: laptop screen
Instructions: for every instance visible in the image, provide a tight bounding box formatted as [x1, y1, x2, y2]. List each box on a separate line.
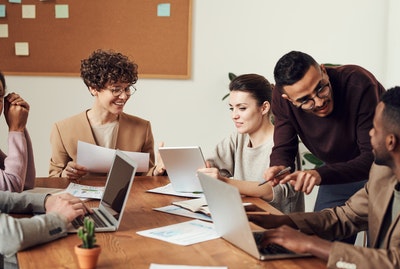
[101, 152, 135, 220]
[158, 146, 206, 192]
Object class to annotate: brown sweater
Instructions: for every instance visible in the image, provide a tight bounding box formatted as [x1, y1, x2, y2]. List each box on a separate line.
[270, 65, 385, 185]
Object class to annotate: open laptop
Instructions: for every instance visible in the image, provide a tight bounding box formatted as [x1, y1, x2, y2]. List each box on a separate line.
[198, 172, 312, 260]
[158, 146, 206, 193]
[68, 150, 137, 233]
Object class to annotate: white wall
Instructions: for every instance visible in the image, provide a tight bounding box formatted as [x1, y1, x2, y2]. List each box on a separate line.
[1, 0, 399, 189]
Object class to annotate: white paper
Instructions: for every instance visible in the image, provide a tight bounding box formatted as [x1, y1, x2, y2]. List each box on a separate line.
[137, 219, 219, 246]
[65, 183, 104, 199]
[77, 141, 149, 173]
[154, 205, 212, 222]
[150, 264, 227, 269]
[147, 183, 204, 198]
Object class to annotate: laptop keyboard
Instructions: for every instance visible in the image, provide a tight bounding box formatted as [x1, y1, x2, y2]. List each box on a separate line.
[72, 212, 107, 229]
[260, 243, 295, 255]
[253, 232, 295, 255]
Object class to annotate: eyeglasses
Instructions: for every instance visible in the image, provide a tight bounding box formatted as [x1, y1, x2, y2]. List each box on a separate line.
[106, 85, 137, 97]
[296, 82, 331, 110]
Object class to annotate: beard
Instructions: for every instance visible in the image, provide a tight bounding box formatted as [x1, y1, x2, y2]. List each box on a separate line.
[373, 150, 391, 166]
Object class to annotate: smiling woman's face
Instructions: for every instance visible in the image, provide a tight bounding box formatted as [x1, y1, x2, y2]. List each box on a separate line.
[229, 90, 265, 135]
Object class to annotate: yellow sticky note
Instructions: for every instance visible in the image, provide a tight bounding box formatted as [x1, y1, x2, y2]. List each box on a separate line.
[55, 4, 69, 18]
[15, 42, 29, 56]
[0, 24, 8, 38]
[22, 5, 36, 19]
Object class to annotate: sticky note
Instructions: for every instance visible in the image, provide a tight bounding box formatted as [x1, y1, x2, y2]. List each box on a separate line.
[0, 24, 8, 38]
[15, 42, 29, 56]
[55, 4, 69, 18]
[0, 5, 6, 18]
[8, 0, 22, 3]
[22, 5, 36, 19]
[157, 3, 170, 17]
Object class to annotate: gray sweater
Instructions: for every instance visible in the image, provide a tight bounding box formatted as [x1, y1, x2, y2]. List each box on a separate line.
[0, 191, 67, 257]
[207, 132, 304, 213]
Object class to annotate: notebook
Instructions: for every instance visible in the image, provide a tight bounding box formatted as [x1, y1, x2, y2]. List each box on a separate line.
[158, 146, 206, 193]
[68, 150, 137, 233]
[198, 172, 312, 260]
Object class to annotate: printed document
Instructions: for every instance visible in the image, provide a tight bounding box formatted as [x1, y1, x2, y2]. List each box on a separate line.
[65, 183, 104, 199]
[147, 183, 204, 198]
[153, 205, 212, 222]
[77, 140, 149, 173]
[137, 219, 219, 246]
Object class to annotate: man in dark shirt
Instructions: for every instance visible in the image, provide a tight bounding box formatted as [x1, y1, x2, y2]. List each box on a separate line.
[263, 51, 385, 242]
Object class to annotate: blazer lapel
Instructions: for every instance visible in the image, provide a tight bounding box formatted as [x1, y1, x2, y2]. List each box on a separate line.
[368, 167, 397, 247]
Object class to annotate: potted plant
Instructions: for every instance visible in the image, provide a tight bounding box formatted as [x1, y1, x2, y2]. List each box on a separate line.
[74, 217, 101, 269]
[221, 72, 237, 101]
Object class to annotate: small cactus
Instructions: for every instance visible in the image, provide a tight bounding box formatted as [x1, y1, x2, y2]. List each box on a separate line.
[77, 217, 97, 249]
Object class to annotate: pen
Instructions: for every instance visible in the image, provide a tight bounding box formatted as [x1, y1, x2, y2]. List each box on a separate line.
[258, 166, 291, 186]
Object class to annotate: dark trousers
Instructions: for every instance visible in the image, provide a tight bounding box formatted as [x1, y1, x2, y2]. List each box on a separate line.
[314, 180, 368, 244]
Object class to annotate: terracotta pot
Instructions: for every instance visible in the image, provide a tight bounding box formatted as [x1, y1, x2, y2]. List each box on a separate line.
[74, 244, 101, 269]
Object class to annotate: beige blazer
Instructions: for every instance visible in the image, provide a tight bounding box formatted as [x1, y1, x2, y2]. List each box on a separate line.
[290, 164, 400, 269]
[49, 111, 155, 177]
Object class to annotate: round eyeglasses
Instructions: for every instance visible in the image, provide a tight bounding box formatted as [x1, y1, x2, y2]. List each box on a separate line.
[106, 85, 137, 97]
[297, 82, 331, 110]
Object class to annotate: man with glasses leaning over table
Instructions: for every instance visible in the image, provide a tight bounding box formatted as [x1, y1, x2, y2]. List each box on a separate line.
[262, 51, 385, 243]
[49, 49, 159, 180]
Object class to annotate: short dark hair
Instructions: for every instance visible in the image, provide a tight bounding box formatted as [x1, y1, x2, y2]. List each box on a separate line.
[80, 49, 138, 90]
[381, 86, 400, 136]
[0, 71, 6, 90]
[273, 51, 319, 93]
[229, 74, 272, 107]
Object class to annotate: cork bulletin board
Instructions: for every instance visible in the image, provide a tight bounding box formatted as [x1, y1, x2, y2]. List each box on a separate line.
[0, 0, 192, 79]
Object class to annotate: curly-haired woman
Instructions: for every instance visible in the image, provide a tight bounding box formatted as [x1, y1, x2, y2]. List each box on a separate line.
[49, 50, 158, 179]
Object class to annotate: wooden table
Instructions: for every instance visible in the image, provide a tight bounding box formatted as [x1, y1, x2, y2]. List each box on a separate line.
[17, 176, 327, 269]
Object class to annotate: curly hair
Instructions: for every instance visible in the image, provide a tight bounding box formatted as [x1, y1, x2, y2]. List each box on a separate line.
[80, 49, 138, 90]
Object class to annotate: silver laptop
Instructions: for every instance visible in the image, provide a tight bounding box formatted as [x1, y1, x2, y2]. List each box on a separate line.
[198, 172, 312, 260]
[159, 146, 206, 193]
[68, 150, 137, 233]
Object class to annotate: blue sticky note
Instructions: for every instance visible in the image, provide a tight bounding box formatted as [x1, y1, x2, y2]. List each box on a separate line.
[9, 0, 22, 3]
[0, 5, 6, 18]
[157, 3, 170, 17]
